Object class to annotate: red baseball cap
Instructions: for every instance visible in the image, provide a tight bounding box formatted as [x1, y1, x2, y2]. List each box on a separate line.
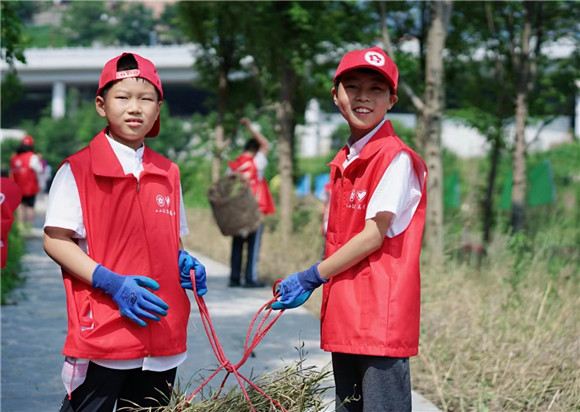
[334, 47, 398, 94]
[97, 53, 163, 137]
[22, 135, 34, 146]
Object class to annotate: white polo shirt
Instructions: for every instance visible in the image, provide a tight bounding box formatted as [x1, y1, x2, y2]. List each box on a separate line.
[342, 120, 423, 238]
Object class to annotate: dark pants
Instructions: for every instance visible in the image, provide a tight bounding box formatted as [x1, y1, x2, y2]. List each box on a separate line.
[59, 362, 176, 412]
[230, 225, 263, 284]
[332, 353, 411, 412]
[21, 194, 37, 208]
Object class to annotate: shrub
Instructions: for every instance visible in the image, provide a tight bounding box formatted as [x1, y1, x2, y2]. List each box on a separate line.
[1, 224, 25, 304]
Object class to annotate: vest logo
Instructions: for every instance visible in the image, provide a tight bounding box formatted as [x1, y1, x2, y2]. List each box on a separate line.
[347, 188, 368, 210]
[155, 194, 175, 216]
[156, 194, 171, 207]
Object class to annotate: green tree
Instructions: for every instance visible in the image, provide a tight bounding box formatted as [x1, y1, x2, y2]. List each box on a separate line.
[488, 1, 576, 233]
[111, 2, 156, 46]
[447, 1, 578, 238]
[176, 1, 257, 183]
[241, 1, 372, 238]
[146, 104, 195, 162]
[1, 1, 28, 120]
[61, 1, 110, 46]
[378, 0, 453, 260]
[1, 1, 27, 66]
[176, 1, 371, 238]
[158, 3, 189, 45]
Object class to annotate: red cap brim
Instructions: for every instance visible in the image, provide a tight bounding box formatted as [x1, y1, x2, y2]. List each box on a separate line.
[146, 115, 161, 138]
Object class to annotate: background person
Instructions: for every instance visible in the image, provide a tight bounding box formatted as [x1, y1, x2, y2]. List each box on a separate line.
[37, 152, 53, 195]
[43, 52, 206, 411]
[272, 47, 428, 411]
[9, 135, 42, 229]
[227, 117, 275, 288]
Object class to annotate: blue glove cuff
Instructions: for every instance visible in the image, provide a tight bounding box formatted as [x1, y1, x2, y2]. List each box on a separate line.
[92, 264, 123, 296]
[297, 263, 328, 291]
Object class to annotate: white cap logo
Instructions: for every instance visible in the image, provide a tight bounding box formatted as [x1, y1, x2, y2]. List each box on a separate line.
[116, 69, 141, 80]
[364, 51, 385, 67]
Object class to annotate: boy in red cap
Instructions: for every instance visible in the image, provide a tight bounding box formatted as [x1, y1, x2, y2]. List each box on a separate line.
[272, 47, 428, 411]
[43, 52, 207, 411]
[9, 135, 43, 229]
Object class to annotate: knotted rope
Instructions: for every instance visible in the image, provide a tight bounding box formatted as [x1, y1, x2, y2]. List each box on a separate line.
[179, 270, 287, 412]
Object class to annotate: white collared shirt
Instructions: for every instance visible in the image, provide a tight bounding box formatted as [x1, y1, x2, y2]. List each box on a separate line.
[342, 120, 423, 238]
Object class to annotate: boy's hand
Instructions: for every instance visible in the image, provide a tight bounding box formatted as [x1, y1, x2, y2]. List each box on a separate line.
[178, 250, 207, 296]
[271, 263, 327, 310]
[92, 264, 169, 327]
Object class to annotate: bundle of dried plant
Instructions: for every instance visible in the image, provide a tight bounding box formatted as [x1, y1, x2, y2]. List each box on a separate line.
[126, 355, 334, 412]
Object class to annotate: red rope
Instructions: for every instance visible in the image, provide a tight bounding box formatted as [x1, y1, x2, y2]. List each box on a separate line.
[180, 270, 287, 412]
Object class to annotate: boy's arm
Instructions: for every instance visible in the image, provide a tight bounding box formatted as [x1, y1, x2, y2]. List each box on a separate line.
[272, 211, 394, 310]
[318, 211, 393, 280]
[241, 117, 269, 155]
[44, 226, 97, 284]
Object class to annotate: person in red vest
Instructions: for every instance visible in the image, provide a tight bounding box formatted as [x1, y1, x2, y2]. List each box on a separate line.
[272, 47, 428, 411]
[227, 117, 275, 288]
[9, 135, 42, 229]
[43, 52, 207, 411]
[1, 175, 23, 268]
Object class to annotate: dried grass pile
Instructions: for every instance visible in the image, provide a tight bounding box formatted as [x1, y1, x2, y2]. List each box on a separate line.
[128, 357, 333, 412]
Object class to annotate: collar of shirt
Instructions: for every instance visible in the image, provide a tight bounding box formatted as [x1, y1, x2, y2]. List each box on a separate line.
[343, 119, 385, 169]
[105, 134, 145, 179]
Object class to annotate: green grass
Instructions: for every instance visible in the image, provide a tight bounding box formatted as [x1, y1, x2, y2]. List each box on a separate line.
[184, 206, 579, 411]
[1, 224, 26, 305]
[25, 25, 68, 48]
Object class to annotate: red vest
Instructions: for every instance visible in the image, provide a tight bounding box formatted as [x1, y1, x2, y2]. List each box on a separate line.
[10, 151, 39, 196]
[229, 153, 275, 215]
[1, 178, 22, 268]
[61, 129, 190, 359]
[321, 121, 428, 357]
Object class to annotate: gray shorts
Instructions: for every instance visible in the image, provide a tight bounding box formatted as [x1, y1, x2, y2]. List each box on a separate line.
[332, 352, 411, 412]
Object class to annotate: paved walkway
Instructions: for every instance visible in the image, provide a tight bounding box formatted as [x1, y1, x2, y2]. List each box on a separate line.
[1, 210, 440, 412]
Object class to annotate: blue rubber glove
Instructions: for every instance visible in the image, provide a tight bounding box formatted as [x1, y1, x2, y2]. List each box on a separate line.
[271, 263, 327, 310]
[178, 250, 207, 296]
[92, 264, 169, 327]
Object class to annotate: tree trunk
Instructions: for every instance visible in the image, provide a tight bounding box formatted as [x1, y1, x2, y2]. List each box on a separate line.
[212, 69, 229, 183]
[379, 0, 451, 259]
[510, 1, 538, 233]
[483, 134, 501, 245]
[421, 0, 452, 260]
[276, 66, 296, 241]
[511, 92, 528, 233]
[415, 110, 426, 156]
